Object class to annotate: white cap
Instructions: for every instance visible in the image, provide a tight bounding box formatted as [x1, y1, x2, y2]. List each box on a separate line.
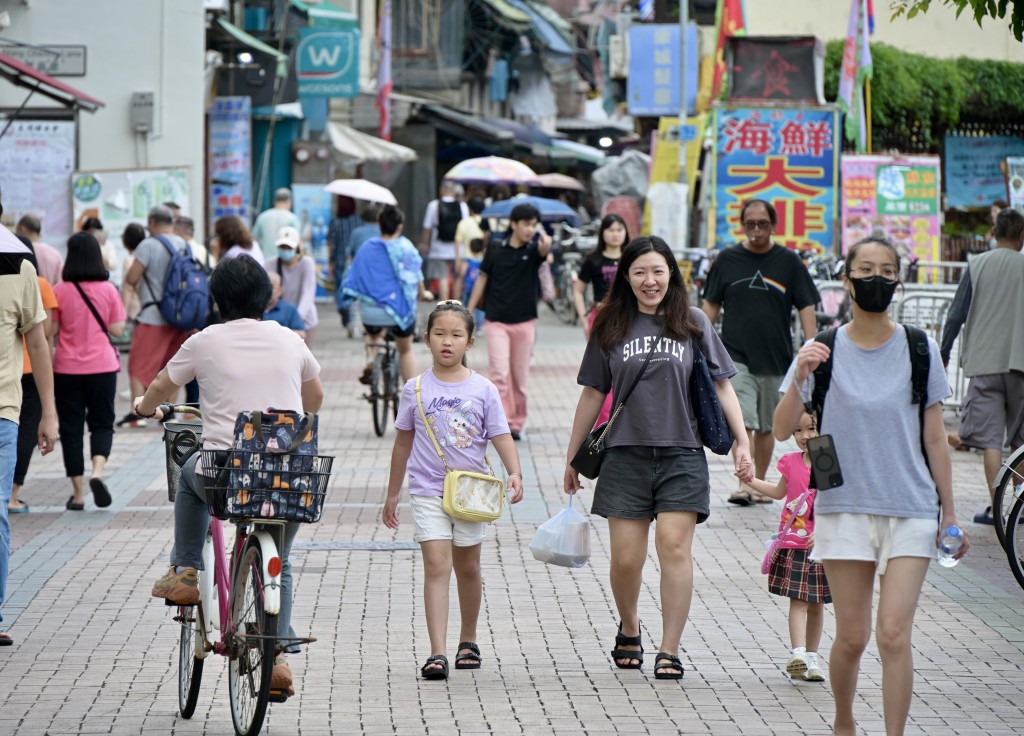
[275, 226, 300, 248]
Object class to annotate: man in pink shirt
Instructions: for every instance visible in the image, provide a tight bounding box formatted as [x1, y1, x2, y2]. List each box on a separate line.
[15, 215, 63, 285]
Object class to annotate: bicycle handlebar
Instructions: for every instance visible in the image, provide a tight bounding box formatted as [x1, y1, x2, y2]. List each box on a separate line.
[160, 403, 202, 419]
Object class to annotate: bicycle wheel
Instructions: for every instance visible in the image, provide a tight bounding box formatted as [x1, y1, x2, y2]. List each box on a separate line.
[1004, 496, 1024, 591]
[553, 271, 577, 325]
[178, 604, 205, 718]
[228, 543, 277, 736]
[994, 448, 1024, 549]
[371, 352, 389, 437]
[388, 357, 401, 420]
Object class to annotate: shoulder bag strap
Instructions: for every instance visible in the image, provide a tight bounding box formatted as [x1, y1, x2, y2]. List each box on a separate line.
[72, 282, 116, 350]
[594, 323, 669, 444]
[773, 488, 813, 554]
[415, 373, 452, 472]
[807, 327, 838, 424]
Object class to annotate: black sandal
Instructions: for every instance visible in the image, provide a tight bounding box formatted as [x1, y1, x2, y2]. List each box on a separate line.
[454, 642, 482, 670]
[610, 621, 643, 669]
[654, 652, 684, 680]
[420, 654, 449, 680]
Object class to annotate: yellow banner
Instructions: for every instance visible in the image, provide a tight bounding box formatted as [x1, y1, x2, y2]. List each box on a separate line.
[642, 114, 705, 234]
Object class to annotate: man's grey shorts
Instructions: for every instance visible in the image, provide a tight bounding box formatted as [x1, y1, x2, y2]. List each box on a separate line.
[426, 258, 454, 282]
[731, 362, 784, 433]
[959, 371, 1024, 450]
[592, 446, 711, 523]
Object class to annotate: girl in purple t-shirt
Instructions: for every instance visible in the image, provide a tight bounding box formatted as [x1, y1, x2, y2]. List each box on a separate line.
[744, 411, 831, 683]
[382, 302, 524, 681]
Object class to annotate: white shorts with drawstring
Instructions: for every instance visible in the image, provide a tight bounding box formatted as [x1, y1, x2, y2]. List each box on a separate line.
[810, 513, 937, 574]
[408, 494, 487, 546]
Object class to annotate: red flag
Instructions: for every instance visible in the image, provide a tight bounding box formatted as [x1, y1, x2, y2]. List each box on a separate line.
[712, 0, 747, 100]
[376, 0, 393, 141]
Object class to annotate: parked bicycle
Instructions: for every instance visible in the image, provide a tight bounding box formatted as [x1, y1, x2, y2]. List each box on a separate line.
[552, 251, 586, 325]
[365, 330, 401, 436]
[994, 446, 1024, 552]
[162, 405, 332, 736]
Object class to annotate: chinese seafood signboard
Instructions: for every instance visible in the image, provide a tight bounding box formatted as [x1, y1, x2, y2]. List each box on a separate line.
[840, 155, 941, 272]
[711, 106, 839, 252]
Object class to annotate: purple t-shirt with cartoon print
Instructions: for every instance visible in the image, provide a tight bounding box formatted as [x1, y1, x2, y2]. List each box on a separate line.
[395, 369, 510, 496]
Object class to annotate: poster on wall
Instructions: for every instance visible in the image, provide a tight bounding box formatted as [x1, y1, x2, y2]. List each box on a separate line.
[209, 96, 252, 231]
[70, 167, 190, 284]
[841, 155, 941, 280]
[291, 183, 333, 299]
[1007, 157, 1024, 211]
[944, 135, 1024, 208]
[711, 105, 839, 252]
[0, 120, 76, 253]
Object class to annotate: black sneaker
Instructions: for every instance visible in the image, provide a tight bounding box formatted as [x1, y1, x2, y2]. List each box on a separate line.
[116, 413, 148, 428]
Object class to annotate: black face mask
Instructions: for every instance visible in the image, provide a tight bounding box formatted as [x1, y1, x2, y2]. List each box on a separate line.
[849, 275, 899, 313]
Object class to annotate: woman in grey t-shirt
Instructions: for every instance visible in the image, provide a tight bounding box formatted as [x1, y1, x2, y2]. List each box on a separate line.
[564, 236, 753, 680]
[775, 236, 969, 733]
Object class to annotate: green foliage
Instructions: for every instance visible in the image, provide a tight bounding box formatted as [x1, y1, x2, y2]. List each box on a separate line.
[824, 39, 1024, 150]
[890, 0, 1024, 41]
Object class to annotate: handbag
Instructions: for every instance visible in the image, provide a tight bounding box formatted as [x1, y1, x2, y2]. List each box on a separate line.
[415, 373, 505, 523]
[570, 324, 667, 480]
[71, 282, 119, 360]
[689, 335, 734, 455]
[761, 489, 813, 574]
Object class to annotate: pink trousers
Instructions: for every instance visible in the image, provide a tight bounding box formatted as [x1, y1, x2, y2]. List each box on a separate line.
[485, 320, 535, 433]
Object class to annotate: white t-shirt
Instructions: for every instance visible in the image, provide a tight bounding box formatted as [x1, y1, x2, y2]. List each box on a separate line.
[422, 198, 469, 261]
[166, 319, 321, 449]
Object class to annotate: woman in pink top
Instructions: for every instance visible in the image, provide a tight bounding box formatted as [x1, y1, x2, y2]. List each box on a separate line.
[52, 233, 127, 511]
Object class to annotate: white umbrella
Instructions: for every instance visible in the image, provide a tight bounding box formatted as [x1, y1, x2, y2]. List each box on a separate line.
[324, 179, 398, 205]
[0, 224, 30, 254]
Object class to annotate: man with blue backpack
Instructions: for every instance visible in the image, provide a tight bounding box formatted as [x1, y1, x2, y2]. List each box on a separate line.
[122, 205, 209, 426]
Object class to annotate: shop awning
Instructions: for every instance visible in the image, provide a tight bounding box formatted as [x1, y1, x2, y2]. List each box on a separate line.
[0, 52, 104, 111]
[327, 122, 418, 164]
[215, 17, 289, 78]
[506, 0, 575, 57]
[290, 0, 357, 26]
[550, 139, 606, 165]
[417, 104, 515, 148]
[478, 0, 531, 33]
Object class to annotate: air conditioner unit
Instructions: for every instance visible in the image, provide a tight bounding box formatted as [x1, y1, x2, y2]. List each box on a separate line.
[203, 0, 229, 12]
[609, 35, 628, 79]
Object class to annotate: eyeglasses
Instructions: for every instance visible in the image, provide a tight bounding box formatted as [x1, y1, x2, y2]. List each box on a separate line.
[851, 266, 899, 281]
[743, 220, 772, 231]
[436, 299, 463, 307]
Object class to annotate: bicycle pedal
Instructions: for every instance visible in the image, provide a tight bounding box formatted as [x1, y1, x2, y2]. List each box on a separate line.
[268, 690, 290, 703]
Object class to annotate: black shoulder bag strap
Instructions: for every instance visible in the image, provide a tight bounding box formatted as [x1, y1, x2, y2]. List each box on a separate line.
[904, 324, 931, 469]
[72, 282, 118, 356]
[806, 327, 838, 426]
[598, 323, 669, 439]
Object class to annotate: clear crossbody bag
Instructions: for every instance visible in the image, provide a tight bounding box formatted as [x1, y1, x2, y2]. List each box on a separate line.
[415, 373, 505, 523]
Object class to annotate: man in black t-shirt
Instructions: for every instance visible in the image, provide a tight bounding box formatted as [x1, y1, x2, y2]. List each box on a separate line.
[467, 203, 552, 440]
[702, 199, 819, 504]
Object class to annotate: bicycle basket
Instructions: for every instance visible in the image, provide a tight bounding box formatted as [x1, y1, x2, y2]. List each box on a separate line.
[200, 449, 332, 523]
[163, 420, 203, 502]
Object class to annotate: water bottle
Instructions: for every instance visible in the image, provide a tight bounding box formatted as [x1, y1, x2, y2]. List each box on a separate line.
[936, 525, 964, 568]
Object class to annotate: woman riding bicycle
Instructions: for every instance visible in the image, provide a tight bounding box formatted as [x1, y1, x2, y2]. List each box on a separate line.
[134, 255, 324, 696]
[342, 205, 432, 385]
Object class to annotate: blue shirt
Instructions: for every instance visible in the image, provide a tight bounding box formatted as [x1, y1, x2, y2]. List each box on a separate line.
[264, 300, 305, 331]
[348, 223, 382, 260]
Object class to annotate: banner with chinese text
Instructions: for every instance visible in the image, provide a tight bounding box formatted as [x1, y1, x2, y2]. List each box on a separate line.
[209, 97, 252, 231]
[840, 155, 941, 274]
[711, 106, 839, 252]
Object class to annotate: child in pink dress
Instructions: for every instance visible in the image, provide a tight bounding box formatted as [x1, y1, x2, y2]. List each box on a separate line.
[745, 411, 831, 681]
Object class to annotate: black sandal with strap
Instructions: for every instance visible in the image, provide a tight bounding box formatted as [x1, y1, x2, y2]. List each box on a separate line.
[420, 654, 449, 680]
[454, 641, 482, 670]
[610, 621, 643, 669]
[654, 652, 684, 680]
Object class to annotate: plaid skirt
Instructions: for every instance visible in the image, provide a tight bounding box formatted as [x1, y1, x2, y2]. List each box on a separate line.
[768, 548, 832, 604]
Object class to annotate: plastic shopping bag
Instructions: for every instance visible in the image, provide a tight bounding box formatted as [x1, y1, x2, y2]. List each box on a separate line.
[529, 495, 591, 568]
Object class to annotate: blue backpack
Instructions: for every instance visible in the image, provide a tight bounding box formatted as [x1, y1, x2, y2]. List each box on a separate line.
[142, 235, 210, 330]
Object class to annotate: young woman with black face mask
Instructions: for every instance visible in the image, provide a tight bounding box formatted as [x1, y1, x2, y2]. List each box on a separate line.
[773, 236, 968, 736]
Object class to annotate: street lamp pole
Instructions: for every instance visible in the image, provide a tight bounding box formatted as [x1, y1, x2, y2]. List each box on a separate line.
[678, 0, 689, 248]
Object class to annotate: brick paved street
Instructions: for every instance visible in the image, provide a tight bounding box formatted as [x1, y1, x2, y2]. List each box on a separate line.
[1, 307, 1022, 735]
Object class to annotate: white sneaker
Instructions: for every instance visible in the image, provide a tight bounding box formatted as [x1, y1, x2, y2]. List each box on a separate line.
[786, 652, 808, 679]
[804, 664, 825, 681]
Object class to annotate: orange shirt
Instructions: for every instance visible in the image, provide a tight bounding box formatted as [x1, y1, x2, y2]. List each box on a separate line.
[23, 277, 58, 374]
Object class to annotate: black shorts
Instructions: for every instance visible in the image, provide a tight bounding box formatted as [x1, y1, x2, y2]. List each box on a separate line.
[592, 446, 711, 523]
[363, 322, 415, 338]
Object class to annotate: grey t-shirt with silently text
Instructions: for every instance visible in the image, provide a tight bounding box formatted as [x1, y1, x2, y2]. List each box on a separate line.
[780, 326, 951, 519]
[577, 308, 737, 449]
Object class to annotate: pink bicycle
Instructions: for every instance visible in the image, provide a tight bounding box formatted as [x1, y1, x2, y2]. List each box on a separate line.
[162, 405, 332, 736]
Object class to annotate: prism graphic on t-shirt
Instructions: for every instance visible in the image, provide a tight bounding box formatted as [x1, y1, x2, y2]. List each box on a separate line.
[733, 269, 787, 294]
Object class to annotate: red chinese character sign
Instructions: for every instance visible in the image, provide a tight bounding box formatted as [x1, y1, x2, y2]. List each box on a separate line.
[712, 106, 839, 252]
[841, 155, 941, 278]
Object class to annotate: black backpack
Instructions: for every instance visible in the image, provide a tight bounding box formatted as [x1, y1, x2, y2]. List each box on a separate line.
[807, 324, 931, 457]
[436, 200, 462, 242]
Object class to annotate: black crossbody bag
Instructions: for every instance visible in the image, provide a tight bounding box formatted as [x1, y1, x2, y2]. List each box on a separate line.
[72, 282, 119, 360]
[570, 324, 667, 479]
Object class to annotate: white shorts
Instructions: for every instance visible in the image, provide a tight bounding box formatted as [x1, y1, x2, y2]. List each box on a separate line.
[810, 513, 938, 575]
[409, 494, 487, 547]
